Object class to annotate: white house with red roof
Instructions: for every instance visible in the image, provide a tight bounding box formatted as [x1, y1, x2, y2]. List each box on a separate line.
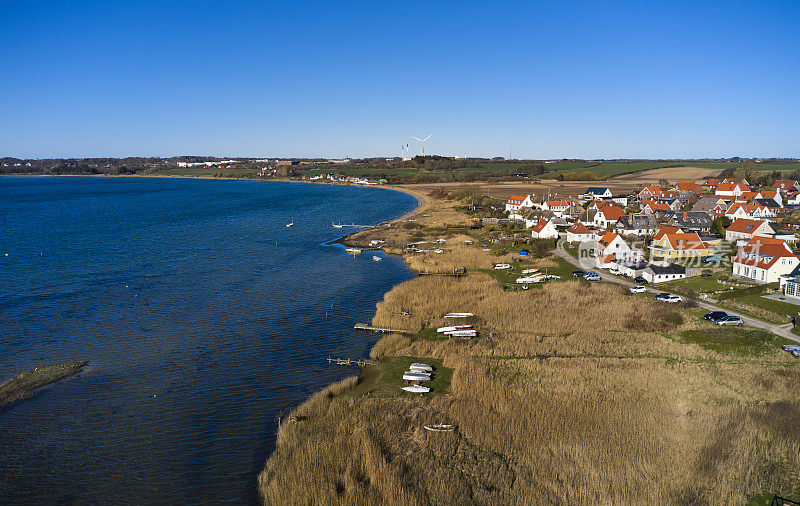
[715, 182, 750, 197]
[732, 237, 800, 283]
[641, 201, 672, 214]
[593, 205, 625, 229]
[638, 186, 667, 199]
[725, 218, 775, 243]
[649, 230, 713, 260]
[591, 232, 642, 268]
[530, 219, 558, 239]
[774, 180, 800, 192]
[725, 203, 775, 220]
[787, 191, 800, 206]
[505, 194, 533, 212]
[566, 222, 594, 243]
[541, 199, 570, 217]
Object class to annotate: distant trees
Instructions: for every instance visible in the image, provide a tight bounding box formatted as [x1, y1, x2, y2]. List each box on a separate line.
[711, 216, 732, 238]
[558, 171, 598, 181]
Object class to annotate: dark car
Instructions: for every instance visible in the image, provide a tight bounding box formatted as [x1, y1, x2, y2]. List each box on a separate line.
[634, 276, 648, 284]
[571, 270, 586, 277]
[704, 311, 728, 322]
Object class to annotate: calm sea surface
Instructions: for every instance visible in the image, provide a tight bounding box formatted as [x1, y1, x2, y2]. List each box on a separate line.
[0, 176, 417, 504]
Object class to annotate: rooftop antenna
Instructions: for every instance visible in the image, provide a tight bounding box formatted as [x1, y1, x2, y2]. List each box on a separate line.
[411, 135, 431, 156]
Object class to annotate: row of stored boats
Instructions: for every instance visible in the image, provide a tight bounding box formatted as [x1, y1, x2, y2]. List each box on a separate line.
[401, 363, 434, 394]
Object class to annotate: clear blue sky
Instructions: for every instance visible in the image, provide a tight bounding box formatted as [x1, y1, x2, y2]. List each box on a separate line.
[1, 0, 798, 159]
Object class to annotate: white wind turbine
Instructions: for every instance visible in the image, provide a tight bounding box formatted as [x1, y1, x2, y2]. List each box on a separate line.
[411, 135, 431, 156]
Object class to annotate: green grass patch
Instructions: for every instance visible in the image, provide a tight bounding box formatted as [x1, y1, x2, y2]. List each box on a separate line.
[414, 327, 449, 342]
[679, 327, 793, 355]
[717, 290, 800, 324]
[347, 356, 453, 398]
[479, 256, 578, 289]
[661, 273, 726, 293]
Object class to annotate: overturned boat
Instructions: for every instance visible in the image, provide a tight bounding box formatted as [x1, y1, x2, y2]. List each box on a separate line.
[444, 312, 473, 318]
[402, 385, 431, 394]
[436, 325, 472, 333]
[402, 371, 432, 381]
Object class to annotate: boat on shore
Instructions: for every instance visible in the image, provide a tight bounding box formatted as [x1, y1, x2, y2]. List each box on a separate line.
[444, 312, 473, 318]
[445, 329, 477, 337]
[521, 268, 539, 274]
[403, 371, 431, 381]
[402, 385, 430, 394]
[423, 424, 455, 432]
[409, 363, 433, 372]
[436, 325, 472, 333]
[494, 263, 512, 270]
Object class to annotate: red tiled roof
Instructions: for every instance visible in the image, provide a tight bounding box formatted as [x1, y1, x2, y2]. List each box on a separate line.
[726, 218, 767, 234]
[545, 200, 569, 207]
[531, 219, 550, 233]
[663, 232, 707, 251]
[599, 206, 625, 221]
[733, 237, 797, 270]
[507, 194, 528, 203]
[567, 222, 591, 235]
[654, 226, 682, 240]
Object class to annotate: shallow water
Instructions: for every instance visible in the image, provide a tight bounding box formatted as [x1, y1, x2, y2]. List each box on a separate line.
[0, 177, 417, 504]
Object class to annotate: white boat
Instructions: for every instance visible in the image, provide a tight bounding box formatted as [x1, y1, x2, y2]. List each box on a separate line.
[345, 248, 361, 254]
[444, 312, 473, 318]
[521, 268, 539, 274]
[409, 363, 433, 372]
[402, 385, 430, 394]
[494, 263, 512, 270]
[423, 423, 455, 432]
[436, 325, 472, 333]
[403, 371, 431, 381]
[516, 275, 545, 284]
[445, 330, 477, 337]
[372, 255, 382, 262]
[286, 222, 294, 227]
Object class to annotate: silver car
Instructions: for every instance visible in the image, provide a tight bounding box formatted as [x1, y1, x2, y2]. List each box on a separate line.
[715, 315, 743, 326]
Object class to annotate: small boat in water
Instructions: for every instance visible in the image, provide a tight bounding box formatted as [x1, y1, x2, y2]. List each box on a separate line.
[286, 222, 294, 227]
[373, 255, 382, 262]
[403, 371, 431, 381]
[402, 385, 430, 394]
[444, 312, 473, 318]
[345, 248, 361, 254]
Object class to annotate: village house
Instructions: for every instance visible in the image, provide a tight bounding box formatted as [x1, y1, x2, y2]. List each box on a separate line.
[725, 203, 774, 221]
[670, 212, 712, 233]
[593, 205, 625, 229]
[642, 263, 687, 283]
[691, 197, 728, 218]
[641, 200, 672, 214]
[591, 232, 642, 268]
[616, 214, 657, 236]
[779, 264, 800, 300]
[530, 219, 559, 239]
[638, 186, 667, 200]
[725, 218, 775, 243]
[715, 182, 750, 197]
[582, 187, 612, 200]
[732, 236, 800, 283]
[702, 178, 721, 191]
[786, 191, 800, 206]
[774, 180, 800, 192]
[649, 230, 713, 261]
[673, 182, 703, 195]
[541, 199, 571, 217]
[505, 194, 534, 212]
[565, 222, 595, 243]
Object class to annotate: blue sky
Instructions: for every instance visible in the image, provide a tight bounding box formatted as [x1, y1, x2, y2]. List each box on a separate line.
[1, 1, 798, 159]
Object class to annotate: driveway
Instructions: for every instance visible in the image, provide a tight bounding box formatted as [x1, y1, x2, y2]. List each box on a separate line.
[554, 239, 800, 345]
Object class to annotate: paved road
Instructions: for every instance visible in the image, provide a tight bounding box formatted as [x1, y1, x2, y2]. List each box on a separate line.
[553, 239, 800, 345]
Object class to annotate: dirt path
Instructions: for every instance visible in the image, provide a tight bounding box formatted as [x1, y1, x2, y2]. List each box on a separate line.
[553, 240, 800, 345]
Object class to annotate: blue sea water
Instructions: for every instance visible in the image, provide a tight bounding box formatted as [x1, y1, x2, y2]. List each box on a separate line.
[0, 176, 418, 504]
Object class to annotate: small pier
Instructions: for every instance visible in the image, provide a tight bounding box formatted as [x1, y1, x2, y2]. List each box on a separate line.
[332, 223, 370, 228]
[354, 323, 414, 335]
[417, 268, 467, 277]
[326, 357, 377, 367]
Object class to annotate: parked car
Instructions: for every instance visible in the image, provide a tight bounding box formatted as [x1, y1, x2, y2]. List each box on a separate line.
[584, 271, 601, 281]
[704, 311, 728, 322]
[571, 270, 586, 277]
[518, 249, 530, 256]
[781, 344, 800, 357]
[609, 268, 622, 275]
[629, 285, 646, 294]
[716, 315, 743, 326]
[702, 255, 723, 264]
[634, 276, 648, 284]
[655, 293, 682, 303]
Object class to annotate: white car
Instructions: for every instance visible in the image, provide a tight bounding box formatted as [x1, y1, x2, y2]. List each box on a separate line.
[609, 268, 622, 275]
[583, 272, 601, 281]
[628, 285, 646, 294]
[658, 294, 682, 303]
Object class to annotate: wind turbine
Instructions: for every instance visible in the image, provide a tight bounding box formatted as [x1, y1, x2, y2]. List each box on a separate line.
[411, 135, 431, 156]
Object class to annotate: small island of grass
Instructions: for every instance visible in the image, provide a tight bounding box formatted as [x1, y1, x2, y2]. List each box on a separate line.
[0, 361, 84, 411]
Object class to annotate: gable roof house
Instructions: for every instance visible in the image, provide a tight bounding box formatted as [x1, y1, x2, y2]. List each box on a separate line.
[715, 182, 750, 197]
[641, 201, 672, 214]
[591, 232, 642, 268]
[530, 219, 559, 239]
[638, 186, 668, 200]
[674, 182, 703, 195]
[642, 263, 687, 284]
[649, 231, 713, 260]
[541, 199, 571, 217]
[774, 180, 800, 192]
[756, 190, 782, 207]
[593, 205, 626, 229]
[616, 214, 657, 237]
[691, 197, 728, 218]
[732, 237, 800, 283]
[505, 194, 534, 212]
[583, 187, 612, 200]
[725, 203, 774, 220]
[670, 212, 712, 233]
[702, 178, 721, 191]
[566, 222, 595, 243]
[725, 218, 775, 243]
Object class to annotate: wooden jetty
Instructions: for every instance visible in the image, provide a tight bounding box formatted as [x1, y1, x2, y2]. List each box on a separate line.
[418, 268, 467, 277]
[353, 323, 414, 335]
[326, 357, 377, 367]
[332, 223, 370, 228]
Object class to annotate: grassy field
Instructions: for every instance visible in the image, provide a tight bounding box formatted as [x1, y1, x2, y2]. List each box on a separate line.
[260, 190, 800, 505]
